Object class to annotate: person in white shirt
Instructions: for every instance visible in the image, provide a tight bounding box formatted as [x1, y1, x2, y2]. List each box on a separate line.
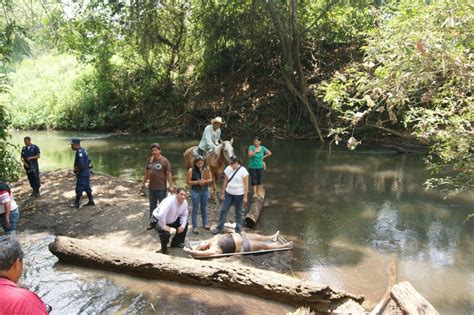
[150, 188, 189, 254]
[212, 155, 249, 234]
[198, 117, 223, 157]
[0, 183, 20, 237]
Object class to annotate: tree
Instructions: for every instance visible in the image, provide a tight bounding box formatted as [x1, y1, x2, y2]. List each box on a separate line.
[319, 0, 473, 195]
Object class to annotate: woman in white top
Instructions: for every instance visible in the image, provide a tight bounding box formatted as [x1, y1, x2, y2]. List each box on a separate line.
[212, 155, 248, 234]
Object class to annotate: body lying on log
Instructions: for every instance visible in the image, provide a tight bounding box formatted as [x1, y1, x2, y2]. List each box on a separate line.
[183, 231, 291, 258]
[48, 235, 365, 313]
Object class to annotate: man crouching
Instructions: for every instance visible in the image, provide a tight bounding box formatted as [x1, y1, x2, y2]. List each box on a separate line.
[150, 188, 188, 254]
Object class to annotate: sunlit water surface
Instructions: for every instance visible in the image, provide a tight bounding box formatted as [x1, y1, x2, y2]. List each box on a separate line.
[10, 131, 474, 314]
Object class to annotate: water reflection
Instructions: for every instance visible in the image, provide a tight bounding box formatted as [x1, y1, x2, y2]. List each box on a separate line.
[10, 131, 474, 313]
[19, 233, 292, 314]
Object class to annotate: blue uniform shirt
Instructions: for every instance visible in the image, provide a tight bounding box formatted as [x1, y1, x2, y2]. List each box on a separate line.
[21, 144, 40, 171]
[74, 147, 90, 176]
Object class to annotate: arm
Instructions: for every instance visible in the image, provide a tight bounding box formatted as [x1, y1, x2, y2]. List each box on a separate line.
[221, 174, 229, 199]
[166, 171, 174, 192]
[186, 168, 194, 186]
[3, 200, 11, 227]
[263, 148, 272, 160]
[142, 160, 150, 188]
[183, 247, 219, 257]
[178, 204, 188, 231]
[156, 203, 170, 231]
[243, 175, 249, 204]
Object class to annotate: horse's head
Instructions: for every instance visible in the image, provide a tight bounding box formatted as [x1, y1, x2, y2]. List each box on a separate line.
[219, 139, 234, 163]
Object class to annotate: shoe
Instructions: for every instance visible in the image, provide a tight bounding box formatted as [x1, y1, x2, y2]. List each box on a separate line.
[83, 201, 95, 206]
[170, 243, 185, 248]
[69, 203, 79, 209]
[161, 247, 168, 254]
[203, 225, 210, 230]
[211, 228, 221, 235]
[193, 228, 199, 234]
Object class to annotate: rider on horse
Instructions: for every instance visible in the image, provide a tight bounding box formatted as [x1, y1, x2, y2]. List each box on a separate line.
[198, 117, 223, 157]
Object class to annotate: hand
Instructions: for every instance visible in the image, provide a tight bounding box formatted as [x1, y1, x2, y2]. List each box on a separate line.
[5, 218, 10, 228]
[168, 186, 175, 193]
[164, 226, 171, 232]
[243, 196, 248, 205]
[220, 193, 225, 201]
[177, 226, 184, 234]
[141, 182, 146, 189]
[183, 247, 191, 253]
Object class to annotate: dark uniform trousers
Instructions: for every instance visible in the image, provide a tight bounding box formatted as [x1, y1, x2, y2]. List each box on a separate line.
[156, 218, 188, 251]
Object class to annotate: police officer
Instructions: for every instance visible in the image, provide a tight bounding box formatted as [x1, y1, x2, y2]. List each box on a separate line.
[70, 138, 94, 208]
[20, 136, 41, 197]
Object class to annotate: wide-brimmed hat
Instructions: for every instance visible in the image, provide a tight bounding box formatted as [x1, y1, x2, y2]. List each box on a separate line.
[211, 116, 224, 125]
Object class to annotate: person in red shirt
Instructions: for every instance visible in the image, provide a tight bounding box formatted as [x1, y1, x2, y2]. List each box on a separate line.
[0, 236, 49, 314]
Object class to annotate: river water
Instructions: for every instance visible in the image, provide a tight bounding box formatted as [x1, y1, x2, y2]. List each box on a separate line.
[9, 131, 474, 314]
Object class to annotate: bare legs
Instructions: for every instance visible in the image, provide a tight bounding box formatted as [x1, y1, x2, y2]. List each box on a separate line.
[245, 231, 279, 242]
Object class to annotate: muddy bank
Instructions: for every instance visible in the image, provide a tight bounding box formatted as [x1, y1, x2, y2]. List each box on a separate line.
[12, 170, 295, 272]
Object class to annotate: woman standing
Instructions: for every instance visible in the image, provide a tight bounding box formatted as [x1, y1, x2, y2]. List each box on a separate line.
[187, 156, 212, 234]
[212, 155, 249, 234]
[248, 136, 272, 198]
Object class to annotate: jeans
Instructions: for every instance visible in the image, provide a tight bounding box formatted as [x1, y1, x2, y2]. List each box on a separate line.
[149, 189, 167, 218]
[0, 208, 19, 236]
[216, 192, 243, 233]
[191, 188, 209, 227]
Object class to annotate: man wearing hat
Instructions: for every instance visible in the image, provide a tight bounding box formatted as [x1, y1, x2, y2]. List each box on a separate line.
[70, 138, 94, 208]
[198, 116, 223, 157]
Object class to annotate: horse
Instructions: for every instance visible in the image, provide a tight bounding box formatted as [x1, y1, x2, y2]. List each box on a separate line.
[183, 139, 235, 202]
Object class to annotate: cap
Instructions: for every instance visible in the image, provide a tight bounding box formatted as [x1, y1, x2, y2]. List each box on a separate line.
[70, 138, 81, 145]
[229, 155, 239, 164]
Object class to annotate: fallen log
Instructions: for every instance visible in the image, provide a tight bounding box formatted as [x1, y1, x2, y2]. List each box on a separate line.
[49, 236, 365, 313]
[390, 281, 439, 315]
[244, 187, 265, 228]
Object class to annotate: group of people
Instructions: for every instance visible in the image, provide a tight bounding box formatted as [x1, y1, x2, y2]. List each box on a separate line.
[142, 116, 274, 254]
[0, 137, 95, 237]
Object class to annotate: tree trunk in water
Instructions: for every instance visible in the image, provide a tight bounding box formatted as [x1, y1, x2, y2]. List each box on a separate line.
[49, 236, 365, 313]
[244, 187, 265, 228]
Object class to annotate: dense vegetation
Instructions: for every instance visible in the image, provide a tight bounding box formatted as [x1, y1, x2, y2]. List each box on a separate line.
[0, 0, 472, 194]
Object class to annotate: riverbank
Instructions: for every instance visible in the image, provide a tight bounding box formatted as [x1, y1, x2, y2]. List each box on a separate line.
[12, 170, 295, 272]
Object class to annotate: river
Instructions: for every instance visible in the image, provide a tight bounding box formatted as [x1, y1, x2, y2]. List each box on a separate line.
[9, 131, 474, 314]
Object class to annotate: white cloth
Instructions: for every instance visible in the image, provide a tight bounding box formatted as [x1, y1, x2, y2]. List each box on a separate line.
[198, 124, 221, 152]
[224, 165, 249, 195]
[0, 191, 18, 214]
[152, 195, 188, 229]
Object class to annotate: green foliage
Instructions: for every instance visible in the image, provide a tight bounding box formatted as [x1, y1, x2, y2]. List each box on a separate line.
[2, 54, 88, 129]
[319, 0, 473, 195]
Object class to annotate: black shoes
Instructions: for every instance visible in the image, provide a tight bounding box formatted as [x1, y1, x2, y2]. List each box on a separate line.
[69, 202, 79, 209]
[170, 243, 185, 249]
[83, 200, 95, 206]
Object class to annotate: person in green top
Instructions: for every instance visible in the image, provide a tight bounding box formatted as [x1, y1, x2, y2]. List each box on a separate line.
[247, 136, 272, 198]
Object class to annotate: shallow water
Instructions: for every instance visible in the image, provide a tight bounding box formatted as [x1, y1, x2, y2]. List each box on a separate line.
[10, 131, 474, 314]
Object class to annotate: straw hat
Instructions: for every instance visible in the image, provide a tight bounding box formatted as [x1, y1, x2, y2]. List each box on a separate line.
[211, 116, 224, 125]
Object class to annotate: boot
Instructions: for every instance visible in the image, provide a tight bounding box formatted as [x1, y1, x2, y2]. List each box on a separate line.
[84, 192, 94, 206]
[69, 195, 81, 208]
[160, 243, 168, 254]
